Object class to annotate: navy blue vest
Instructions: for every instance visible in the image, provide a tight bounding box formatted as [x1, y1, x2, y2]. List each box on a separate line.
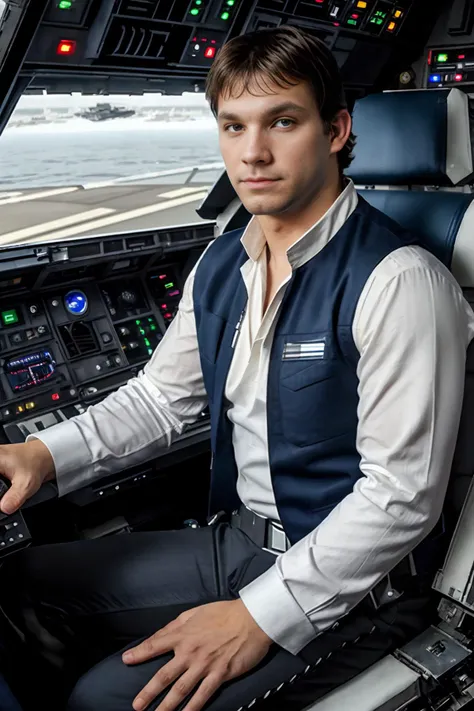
[193, 196, 419, 544]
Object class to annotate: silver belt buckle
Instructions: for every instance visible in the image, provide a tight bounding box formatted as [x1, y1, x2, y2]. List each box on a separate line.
[268, 522, 290, 553]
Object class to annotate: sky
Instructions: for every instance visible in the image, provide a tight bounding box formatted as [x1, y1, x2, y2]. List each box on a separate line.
[16, 92, 211, 110]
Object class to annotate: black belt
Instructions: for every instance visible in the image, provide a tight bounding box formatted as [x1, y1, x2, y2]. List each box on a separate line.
[230, 505, 291, 554]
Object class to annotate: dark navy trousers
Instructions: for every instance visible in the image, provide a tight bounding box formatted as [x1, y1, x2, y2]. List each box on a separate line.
[2, 524, 430, 711]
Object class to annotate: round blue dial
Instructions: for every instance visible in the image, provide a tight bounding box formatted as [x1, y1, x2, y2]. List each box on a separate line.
[64, 290, 88, 316]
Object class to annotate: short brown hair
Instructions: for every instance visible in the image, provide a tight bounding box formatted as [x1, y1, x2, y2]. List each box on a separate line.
[205, 25, 356, 171]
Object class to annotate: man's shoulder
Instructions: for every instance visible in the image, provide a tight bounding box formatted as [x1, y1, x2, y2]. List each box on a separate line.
[374, 244, 459, 288]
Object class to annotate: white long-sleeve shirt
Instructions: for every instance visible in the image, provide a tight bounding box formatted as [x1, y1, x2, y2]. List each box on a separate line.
[29, 180, 474, 655]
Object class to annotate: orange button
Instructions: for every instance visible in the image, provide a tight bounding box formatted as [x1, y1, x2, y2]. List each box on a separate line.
[387, 21, 396, 31]
[394, 9, 402, 17]
[357, 1, 367, 7]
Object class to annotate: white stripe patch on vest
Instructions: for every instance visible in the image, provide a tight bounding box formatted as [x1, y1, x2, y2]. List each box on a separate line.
[282, 339, 326, 360]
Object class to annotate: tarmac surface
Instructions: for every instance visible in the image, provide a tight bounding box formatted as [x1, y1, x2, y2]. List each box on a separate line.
[0, 182, 213, 247]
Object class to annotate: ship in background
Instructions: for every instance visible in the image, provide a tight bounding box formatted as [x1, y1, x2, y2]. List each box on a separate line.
[75, 102, 135, 121]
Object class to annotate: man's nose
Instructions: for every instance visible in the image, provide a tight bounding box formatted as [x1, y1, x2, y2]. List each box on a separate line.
[241, 129, 271, 165]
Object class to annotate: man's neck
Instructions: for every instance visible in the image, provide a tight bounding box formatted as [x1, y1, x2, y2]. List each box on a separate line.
[257, 176, 343, 263]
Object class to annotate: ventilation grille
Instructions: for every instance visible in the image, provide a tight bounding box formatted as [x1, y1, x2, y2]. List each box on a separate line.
[59, 322, 99, 359]
[107, 22, 168, 59]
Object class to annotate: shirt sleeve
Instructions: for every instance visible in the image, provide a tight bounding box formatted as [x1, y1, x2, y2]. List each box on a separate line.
[27, 255, 209, 496]
[240, 248, 474, 654]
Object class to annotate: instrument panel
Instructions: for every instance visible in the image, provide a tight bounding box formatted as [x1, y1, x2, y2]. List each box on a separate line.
[0, 225, 211, 448]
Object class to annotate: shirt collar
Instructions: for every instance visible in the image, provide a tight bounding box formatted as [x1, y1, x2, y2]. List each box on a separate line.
[240, 178, 359, 269]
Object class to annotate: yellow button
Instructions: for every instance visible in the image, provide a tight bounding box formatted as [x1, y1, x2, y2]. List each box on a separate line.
[25, 402, 35, 410]
[394, 9, 402, 17]
[357, 1, 367, 7]
[17, 406, 24, 414]
[388, 21, 396, 31]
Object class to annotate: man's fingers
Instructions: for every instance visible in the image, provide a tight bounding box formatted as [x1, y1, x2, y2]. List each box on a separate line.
[0, 478, 32, 514]
[179, 672, 223, 711]
[154, 669, 220, 711]
[123, 631, 172, 665]
[132, 659, 187, 711]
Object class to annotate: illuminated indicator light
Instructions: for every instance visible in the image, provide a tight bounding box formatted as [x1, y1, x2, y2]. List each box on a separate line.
[357, 0, 367, 6]
[220, 11, 230, 18]
[455, 73, 463, 81]
[52, 393, 60, 401]
[58, 0, 72, 8]
[458, 54, 465, 59]
[159, 274, 167, 279]
[150, 325, 157, 331]
[136, 319, 141, 325]
[144, 338, 151, 347]
[333, 21, 339, 25]
[347, 18, 357, 25]
[148, 317, 154, 322]
[192, 36, 197, 41]
[190, 8, 200, 14]
[1, 309, 18, 326]
[351, 13, 359, 18]
[25, 402, 35, 410]
[148, 348, 153, 355]
[17, 406, 24, 414]
[429, 74, 441, 82]
[437, 53, 448, 62]
[165, 282, 174, 289]
[387, 21, 396, 31]
[56, 39, 76, 55]
[227, 0, 235, 4]
[211, 39, 216, 43]
[195, 0, 202, 3]
[139, 328, 145, 335]
[315, 0, 324, 3]
[427, 50, 432, 64]
[205, 46, 216, 58]
[394, 9, 402, 17]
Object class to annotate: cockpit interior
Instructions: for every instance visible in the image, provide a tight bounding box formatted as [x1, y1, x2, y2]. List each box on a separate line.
[2, 1, 474, 710]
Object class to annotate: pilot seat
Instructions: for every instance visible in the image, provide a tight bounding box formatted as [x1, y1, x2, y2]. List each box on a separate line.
[199, 87, 474, 711]
[305, 89, 474, 711]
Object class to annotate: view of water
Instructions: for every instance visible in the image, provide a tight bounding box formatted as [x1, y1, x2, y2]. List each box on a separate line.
[0, 117, 222, 189]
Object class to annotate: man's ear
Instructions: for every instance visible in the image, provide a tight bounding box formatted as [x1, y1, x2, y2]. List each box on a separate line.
[329, 109, 352, 156]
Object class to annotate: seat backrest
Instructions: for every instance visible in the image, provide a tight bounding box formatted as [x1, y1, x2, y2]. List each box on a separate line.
[349, 88, 474, 605]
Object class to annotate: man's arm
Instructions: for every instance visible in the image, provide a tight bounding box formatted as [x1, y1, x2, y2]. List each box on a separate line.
[27, 257, 208, 496]
[239, 247, 474, 655]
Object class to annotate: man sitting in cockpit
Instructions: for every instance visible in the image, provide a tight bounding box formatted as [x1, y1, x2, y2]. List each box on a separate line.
[1, 24, 474, 711]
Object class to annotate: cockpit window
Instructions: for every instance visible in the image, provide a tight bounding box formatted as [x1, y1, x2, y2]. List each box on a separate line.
[0, 92, 221, 246]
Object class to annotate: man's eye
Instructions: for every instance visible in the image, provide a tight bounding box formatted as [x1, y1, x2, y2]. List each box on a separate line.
[274, 118, 294, 128]
[224, 124, 242, 133]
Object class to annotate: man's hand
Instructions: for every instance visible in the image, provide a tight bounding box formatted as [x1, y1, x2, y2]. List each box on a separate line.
[0, 440, 55, 515]
[122, 598, 273, 711]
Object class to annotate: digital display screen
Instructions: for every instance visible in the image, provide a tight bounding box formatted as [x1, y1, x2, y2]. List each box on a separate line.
[1, 308, 19, 327]
[6, 350, 56, 392]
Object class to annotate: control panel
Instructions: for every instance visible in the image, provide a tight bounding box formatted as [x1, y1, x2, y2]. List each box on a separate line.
[0, 227, 211, 449]
[426, 46, 474, 88]
[17, 0, 423, 95]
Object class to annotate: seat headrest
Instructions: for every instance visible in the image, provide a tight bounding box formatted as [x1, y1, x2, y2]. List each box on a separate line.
[348, 89, 474, 187]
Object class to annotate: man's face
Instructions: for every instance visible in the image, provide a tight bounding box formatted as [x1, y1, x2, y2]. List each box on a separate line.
[217, 78, 339, 217]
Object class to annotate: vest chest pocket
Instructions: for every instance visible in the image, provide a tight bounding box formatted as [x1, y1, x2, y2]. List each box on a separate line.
[279, 337, 356, 447]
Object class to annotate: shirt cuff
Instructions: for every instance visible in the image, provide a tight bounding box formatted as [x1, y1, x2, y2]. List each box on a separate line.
[26, 420, 91, 496]
[239, 563, 317, 655]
